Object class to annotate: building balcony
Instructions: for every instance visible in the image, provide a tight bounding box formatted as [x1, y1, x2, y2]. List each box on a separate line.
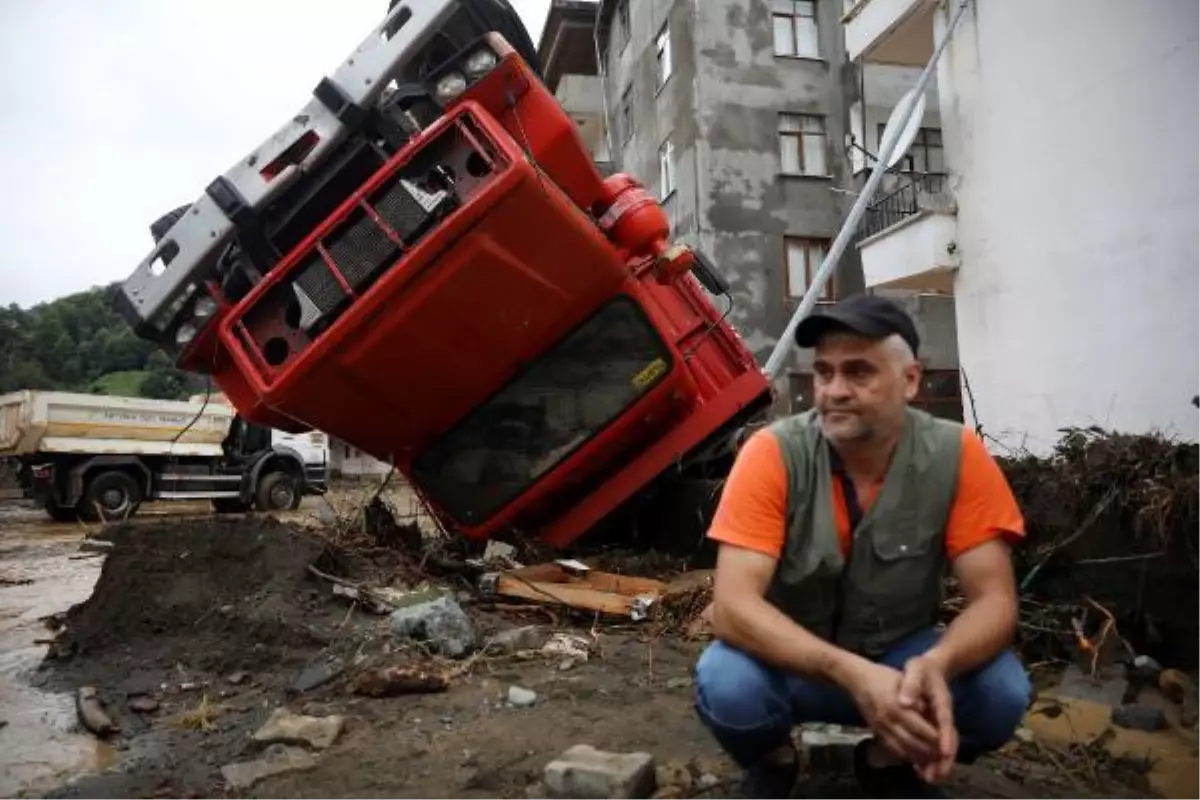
[856, 174, 958, 293]
[842, 0, 936, 66]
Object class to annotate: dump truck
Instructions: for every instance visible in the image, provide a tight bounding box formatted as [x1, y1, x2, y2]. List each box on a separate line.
[0, 390, 329, 521]
[112, 0, 772, 549]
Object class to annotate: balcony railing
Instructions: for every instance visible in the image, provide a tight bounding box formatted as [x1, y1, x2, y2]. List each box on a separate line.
[857, 173, 950, 242]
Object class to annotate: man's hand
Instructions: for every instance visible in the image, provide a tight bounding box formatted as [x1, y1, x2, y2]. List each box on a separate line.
[847, 660, 942, 765]
[898, 655, 958, 782]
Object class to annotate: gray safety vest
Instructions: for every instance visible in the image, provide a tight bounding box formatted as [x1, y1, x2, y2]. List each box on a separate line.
[764, 407, 963, 658]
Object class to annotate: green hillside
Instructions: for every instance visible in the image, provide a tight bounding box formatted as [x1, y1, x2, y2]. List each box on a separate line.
[0, 285, 196, 400]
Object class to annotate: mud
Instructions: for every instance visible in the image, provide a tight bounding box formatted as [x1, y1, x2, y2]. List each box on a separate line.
[1, 496, 1194, 799]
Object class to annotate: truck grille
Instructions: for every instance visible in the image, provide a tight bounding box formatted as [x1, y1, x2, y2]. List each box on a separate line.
[324, 210, 399, 290]
[293, 254, 347, 328]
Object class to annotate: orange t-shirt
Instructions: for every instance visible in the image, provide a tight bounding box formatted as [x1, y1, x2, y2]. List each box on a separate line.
[708, 425, 1025, 560]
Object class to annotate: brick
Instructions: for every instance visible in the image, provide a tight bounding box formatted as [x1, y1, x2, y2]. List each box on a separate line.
[544, 745, 655, 799]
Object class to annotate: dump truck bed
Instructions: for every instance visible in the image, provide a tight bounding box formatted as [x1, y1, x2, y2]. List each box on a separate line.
[0, 391, 233, 458]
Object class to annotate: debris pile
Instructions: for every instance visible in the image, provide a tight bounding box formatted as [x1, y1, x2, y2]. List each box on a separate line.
[997, 427, 1199, 668]
[49, 516, 338, 669]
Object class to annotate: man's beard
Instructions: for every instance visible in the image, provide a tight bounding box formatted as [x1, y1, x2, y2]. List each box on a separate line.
[818, 408, 875, 445]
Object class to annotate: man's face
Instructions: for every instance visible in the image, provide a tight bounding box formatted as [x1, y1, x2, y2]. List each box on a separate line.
[812, 331, 920, 446]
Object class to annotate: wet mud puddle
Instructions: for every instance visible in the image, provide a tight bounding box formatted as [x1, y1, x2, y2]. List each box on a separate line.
[0, 505, 115, 798]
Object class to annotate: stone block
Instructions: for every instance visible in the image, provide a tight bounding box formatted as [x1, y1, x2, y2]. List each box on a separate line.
[545, 744, 655, 799]
[253, 707, 344, 750]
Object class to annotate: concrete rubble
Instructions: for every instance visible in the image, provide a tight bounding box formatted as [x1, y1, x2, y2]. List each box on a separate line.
[544, 745, 656, 799]
[221, 744, 319, 791]
[252, 708, 345, 750]
[390, 592, 480, 658]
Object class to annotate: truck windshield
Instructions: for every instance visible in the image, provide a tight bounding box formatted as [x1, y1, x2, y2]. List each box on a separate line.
[414, 296, 672, 525]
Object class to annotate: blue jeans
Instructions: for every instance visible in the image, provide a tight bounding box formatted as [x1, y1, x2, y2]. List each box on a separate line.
[693, 628, 1032, 769]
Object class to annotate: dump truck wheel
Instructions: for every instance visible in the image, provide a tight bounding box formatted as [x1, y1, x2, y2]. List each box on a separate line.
[81, 471, 142, 522]
[255, 471, 299, 512]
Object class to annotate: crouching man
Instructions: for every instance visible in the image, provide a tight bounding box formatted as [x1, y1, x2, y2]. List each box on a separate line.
[694, 294, 1032, 798]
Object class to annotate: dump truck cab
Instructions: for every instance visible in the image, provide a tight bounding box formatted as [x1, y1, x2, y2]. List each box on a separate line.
[114, 1, 771, 547]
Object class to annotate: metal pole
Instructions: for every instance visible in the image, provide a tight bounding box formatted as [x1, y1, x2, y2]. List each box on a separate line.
[763, 0, 971, 380]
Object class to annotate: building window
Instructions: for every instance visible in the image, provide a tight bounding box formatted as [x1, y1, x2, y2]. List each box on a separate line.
[784, 236, 834, 300]
[779, 113, 828, 176]
[878, 125, 945, 174]
[655, 23, 673, 88]
[658, 137, 676, 200]
[620, 86, 634, 143]
[773, 1, 820, 59]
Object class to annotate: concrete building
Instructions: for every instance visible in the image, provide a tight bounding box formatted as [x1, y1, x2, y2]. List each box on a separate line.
[537, 0, 613, 169]
[584, 0, 961, 417]
[845, 0, 1199, 452]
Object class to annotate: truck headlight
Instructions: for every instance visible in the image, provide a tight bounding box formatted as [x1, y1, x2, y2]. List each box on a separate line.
[175, 322, 198, 346]
[193, 295, 217, 319]
[464, 48, 497, 78]
[435, 71, 467, 102]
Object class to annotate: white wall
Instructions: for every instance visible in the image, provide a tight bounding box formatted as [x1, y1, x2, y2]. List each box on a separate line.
[938, 0, 1199, 453]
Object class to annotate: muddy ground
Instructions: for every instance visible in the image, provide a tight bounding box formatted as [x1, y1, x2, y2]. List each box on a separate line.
[1, 492, 1197, 799]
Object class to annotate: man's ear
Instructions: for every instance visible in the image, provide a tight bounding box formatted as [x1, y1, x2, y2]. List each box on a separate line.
[902, 361, 923, 402]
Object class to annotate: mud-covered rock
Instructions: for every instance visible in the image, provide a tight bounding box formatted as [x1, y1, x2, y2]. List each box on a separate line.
[390, 595, 479, 658]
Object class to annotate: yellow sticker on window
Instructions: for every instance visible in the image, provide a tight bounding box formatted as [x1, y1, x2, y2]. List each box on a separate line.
[631, 357, 668, 391]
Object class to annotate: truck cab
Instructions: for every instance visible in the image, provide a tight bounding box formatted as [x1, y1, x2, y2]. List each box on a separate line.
[112, 1, 771, 548]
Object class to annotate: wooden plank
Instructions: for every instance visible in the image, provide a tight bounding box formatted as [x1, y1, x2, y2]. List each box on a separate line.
[493, 576, 636, 616]
[579, 572, 665, 596]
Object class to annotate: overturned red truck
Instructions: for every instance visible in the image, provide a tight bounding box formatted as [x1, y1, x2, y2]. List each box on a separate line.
[114, 0, 771, 548]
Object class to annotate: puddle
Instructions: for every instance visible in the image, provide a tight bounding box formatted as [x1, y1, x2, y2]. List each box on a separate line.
[1027, 692, 1200, 799]
[0, 504, 115, 798]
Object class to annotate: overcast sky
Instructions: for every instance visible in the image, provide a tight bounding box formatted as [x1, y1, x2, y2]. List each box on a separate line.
[0, 0, 560, 309]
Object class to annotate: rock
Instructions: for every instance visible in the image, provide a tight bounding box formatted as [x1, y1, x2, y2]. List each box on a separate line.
[129, 696, 160, 714]
[221, 744, 319, 790]
[799, 724, 871, 774]
[665, 677, 692, 690]
[253, 707, 345, 750]
[545, 745, 655, 799]
[651, 788, 684, 799]
[291, 658, 345, 694]
[1014, 726, 1034, 743]
[77, 540, 113, 555]
[1112, 704, 1167, 732]
[1130, 654, 1163, 683]
[390, 595, 480, 659]
[1159, 669, 1194, 705]
[655, 760, 695, 793]
[697, 773, 720, 790]
[76, 686, 118, 737]
[227, 671, 249, 686]
[486, 625, 544, 655]
[508, 686, 537, 708]
[558, 658, 577, 672]
[526, 781, 547, 799]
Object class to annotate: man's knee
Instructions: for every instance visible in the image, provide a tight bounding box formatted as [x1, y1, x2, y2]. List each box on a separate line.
[694, 641, 789, 732]
[957, 649, 1033, 753]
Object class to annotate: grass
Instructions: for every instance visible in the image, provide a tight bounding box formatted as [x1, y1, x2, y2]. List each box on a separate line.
[88, 371, 150, 397]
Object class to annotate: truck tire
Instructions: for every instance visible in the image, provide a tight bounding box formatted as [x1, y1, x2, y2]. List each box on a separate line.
[81, 470, 142, 522]
[255, 471, 300, 512]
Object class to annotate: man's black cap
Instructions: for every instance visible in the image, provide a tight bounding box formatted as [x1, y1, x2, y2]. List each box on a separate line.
[794, 293, 920, 356]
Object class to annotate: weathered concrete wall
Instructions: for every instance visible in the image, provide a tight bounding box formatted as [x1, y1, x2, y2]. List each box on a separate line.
[604, 0, 702, 240]
[691, 0, 859, 373]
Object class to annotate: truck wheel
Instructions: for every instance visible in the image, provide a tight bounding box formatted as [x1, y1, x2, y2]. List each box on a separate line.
[81, 471, 142, 522]
[255, 471, 300, 512]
